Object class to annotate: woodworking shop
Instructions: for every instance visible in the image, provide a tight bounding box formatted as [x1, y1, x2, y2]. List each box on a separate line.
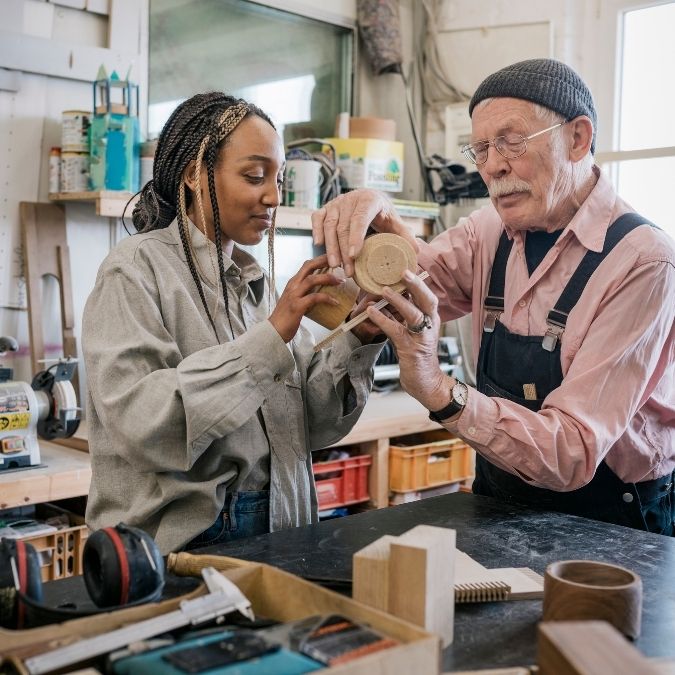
[0, 0, 674, 673]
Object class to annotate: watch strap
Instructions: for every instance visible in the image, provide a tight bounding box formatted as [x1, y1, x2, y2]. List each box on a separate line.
[428, 398, 464, 423]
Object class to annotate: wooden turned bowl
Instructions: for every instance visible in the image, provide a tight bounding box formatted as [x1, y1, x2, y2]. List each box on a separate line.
[305, 267, 360, 330]
[543, 560, 642, 639]
[353, 233, 417, 296]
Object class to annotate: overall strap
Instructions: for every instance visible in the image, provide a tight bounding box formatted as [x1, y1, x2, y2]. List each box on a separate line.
[483, 231, 514, 332]
[542, 212, 656, 351]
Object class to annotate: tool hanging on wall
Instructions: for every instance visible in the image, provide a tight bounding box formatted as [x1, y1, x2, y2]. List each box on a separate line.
[0, 337, 80, 472]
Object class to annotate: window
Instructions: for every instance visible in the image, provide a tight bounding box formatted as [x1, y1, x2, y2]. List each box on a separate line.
[597, 2, 675, 238]
[148, 0, 354, 143]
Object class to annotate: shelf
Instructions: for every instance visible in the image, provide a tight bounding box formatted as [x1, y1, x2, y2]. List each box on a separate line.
[49, 191, 138, 218]
[48, 193, 433, 236]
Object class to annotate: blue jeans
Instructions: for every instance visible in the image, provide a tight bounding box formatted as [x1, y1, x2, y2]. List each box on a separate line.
[185, 490, 270, 550]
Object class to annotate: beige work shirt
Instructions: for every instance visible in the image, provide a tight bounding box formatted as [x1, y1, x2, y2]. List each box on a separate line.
[83, 218, 382, 554]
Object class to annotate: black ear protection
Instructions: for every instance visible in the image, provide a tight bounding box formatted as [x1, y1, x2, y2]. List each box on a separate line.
[0, 523, 164, 629]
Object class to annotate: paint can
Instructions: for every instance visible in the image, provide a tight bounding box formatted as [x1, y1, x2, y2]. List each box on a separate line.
[61, 110, 91, 153]
[60, 152, 90, 192]
[284, 159, 323, 209]
[48, 147, 61, 194]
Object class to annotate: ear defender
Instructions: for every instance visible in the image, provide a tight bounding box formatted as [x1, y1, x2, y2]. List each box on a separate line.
[0, 522, 164, 629]
[83, 523, 164, 608]
[0, 538, 43, 629]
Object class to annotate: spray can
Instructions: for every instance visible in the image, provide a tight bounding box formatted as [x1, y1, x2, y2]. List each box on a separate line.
[48, 147, 61, 194]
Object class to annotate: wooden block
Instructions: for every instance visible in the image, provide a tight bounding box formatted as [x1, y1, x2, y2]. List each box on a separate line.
[353, 535, 399, 612]
[538, 621, 660, 675]
[388, 525, 455, 647]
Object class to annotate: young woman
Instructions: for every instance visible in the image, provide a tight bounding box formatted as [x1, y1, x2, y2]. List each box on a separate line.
[82, 93, 383, 554]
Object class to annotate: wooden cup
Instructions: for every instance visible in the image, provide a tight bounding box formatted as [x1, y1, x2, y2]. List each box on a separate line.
[305, 267, 360, 330]
[543, 560, 642, 639]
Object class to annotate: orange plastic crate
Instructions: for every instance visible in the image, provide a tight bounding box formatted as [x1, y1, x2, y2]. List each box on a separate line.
[389, 430, 473, 493]
[313, 454, 372, 510]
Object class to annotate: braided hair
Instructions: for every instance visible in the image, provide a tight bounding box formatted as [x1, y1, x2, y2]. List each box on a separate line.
[132, 92, 277, 340]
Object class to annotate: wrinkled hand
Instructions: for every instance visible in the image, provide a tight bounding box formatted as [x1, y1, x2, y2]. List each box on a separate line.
[269, 255, 342, 343]
[311, 188, 419, 277]
[365, 271, 452, 410]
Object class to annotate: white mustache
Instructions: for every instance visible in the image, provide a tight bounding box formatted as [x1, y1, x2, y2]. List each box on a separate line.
[488, 178, 531, 198]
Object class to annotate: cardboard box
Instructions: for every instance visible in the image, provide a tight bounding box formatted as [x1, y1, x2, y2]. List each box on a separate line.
[0, 554, 441, 675]
[324, 137, 404, 192]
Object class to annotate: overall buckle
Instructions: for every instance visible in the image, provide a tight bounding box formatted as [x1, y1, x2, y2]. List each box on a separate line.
[483, 310, 500, 333]
[542, 323, 565, 352]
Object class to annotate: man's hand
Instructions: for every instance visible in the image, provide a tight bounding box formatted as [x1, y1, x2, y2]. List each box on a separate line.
[365, 270, 452, 411]
[311, 189, 418, 277]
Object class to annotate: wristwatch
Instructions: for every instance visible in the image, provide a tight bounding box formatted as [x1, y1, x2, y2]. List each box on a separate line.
[428, 379, 469, 423]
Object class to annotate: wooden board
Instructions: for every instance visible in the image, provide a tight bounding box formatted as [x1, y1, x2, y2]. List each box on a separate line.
[353, 534, 398, 612]
[454, 551, 544, 602]
[538, 621, 660, 675]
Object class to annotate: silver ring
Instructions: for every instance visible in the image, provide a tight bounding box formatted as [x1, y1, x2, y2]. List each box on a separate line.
[407, 313, 432, 334]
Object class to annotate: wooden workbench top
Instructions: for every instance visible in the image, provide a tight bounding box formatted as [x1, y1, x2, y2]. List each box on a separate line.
[333, 390, 440, 447]
[0, 442, 92, 510]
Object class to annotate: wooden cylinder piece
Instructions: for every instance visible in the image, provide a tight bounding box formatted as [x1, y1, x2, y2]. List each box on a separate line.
[353, 233, 417, 296]
[543, 560, 642, 639]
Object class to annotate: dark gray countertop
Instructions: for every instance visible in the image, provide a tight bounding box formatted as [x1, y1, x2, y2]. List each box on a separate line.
[195, 492, 675, 671]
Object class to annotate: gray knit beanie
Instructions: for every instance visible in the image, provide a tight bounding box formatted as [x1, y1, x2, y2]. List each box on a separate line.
[469, 58, 597, 154]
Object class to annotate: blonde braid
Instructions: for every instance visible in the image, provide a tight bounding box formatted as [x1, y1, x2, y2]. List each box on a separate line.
[268, 208, 276, 308]
[179, 180, 220, 322]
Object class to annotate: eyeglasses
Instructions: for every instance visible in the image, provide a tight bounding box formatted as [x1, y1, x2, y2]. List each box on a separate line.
[461, 121, 566, 165]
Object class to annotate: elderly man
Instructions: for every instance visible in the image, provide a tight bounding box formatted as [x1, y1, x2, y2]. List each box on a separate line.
[313, 59, 675, 534]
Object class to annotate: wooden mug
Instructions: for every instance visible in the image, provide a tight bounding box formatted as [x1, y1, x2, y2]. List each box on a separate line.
[543, 560, 642, 639]
[305, 267, 360, 330]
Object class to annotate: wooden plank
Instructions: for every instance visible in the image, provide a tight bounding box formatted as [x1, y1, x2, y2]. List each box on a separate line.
[0, 31, 139, 82]
[353, 534, 398, 612]
[0, 441, 91, 510]
[389, 525, 455, 647]
[538, 621, 660, 675]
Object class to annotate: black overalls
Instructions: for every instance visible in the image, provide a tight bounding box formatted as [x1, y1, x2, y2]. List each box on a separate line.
[472, 213, 674, 535]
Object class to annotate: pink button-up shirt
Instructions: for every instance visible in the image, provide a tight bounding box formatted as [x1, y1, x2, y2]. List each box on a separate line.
[417, 168, 675, 490]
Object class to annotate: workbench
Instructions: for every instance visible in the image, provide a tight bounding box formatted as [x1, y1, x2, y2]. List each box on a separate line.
[47, 390, 447, 510]
[0, 442, 91, 510]
[194, 492, 675, 672]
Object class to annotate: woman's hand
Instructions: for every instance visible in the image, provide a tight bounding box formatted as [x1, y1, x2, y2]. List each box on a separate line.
[269, 255, 343, 343]
[348, 291, 384, 345]
[311, 189, 418, 277]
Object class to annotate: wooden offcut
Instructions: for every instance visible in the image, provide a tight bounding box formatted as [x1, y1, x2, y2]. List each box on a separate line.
[353, 534, 398, 612]
[538, 621, 660, 675]
[388, 525, 456, 647]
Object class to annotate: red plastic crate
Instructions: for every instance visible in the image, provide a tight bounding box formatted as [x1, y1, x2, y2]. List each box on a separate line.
[312, 454, 372, 510]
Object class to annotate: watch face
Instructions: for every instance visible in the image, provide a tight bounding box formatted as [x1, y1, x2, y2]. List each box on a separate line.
[453, 382, 468, 406]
